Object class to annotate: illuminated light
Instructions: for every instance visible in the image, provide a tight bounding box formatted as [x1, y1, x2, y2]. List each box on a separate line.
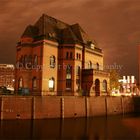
[91, 43, 95, 49]
[127, 76, 130, 83]
[49, 79, 54, 88]
[131, 76, 135, 83]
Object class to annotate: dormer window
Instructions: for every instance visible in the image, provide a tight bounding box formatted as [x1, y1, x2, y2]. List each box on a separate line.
[90, 43, 95, 49]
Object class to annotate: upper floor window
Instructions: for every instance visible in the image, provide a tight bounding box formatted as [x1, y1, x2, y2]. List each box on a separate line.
[24, 55, 28, 65]
[76, 66, 80, 76]
[88, 61, 92, 69]
[70, 52, 73, 59]
[66, 52, 69, 59]
[28, 55, 32, 63]
[66, 65, 72, 79]
[97, 63, 99, 70]
[34, 55, 38, 66]
[50, 55, 55, 68]
[76, 53, 81, 60]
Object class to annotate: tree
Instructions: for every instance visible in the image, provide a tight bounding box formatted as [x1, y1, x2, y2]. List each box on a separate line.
[109, 69, 121, 90]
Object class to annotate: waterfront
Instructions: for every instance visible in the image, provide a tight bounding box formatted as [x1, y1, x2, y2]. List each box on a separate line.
[0, 115, 140, 140]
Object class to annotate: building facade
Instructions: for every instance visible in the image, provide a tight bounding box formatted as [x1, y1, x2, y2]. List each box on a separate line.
[15, 14, 110, 96]
[0, 64, 15, 89]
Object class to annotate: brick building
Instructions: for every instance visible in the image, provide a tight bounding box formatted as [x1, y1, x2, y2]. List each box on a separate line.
[15, 14, 110, 96]
[0, 64, 15, 88]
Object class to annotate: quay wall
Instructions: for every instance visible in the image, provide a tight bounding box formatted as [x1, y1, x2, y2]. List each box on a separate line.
[0, 95, 138, 120]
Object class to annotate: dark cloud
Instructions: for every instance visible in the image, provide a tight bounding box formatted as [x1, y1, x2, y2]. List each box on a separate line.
[0, 0, 140, 79]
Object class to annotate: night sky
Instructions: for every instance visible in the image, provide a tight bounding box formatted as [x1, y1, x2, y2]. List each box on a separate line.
[0, 0, 140, 79]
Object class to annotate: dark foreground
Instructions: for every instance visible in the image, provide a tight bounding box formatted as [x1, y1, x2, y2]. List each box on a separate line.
[0, 115, 140, 140]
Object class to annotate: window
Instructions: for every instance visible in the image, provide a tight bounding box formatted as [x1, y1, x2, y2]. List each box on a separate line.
[88, 61, 92, 69]
[66, 65, 72, 90]
[50, 55, 55, 68]
[18, 77, 23, 88]
[66, 52, 69, 59]
[79, 54, 81, 60]
[76, 66, 80, 88]
[76, 66, 80, 76]
[102, 80, 107, 92]
[76, 53, 81, 60]
[32, 77, 37, 89]
[97, 63, 99, 70]
[76, 53, 78, 59]
[34, 55, 38, 66]
[70, 52, 73, 59]
[28, 55, 32, 63]
[24, 55, 28, 66]
[49, 77, 55, 91]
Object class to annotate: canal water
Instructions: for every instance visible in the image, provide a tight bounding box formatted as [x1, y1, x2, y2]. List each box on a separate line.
[0, 115, 140, 140]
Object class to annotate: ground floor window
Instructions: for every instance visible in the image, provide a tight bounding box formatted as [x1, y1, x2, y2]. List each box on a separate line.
[66, 65, 72, 90]
[18, 77, 23, 88]
[95, 79, 100, 96]
[49, 77, 55, 91]
[32, 77, 37, 89]
[102, 80, 107, 92]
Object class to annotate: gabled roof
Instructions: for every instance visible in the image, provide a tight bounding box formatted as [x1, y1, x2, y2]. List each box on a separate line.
[70, 23, 91, 44]
[22, 25, 38, 38]
[21, 14, 96, 47]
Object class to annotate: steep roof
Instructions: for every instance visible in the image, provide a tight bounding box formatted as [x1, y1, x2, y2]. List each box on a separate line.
[21, 14, 96, 46]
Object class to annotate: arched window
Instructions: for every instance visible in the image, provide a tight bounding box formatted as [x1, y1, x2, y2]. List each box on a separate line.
[95, 79, 100, 96]
[32, 77, 37, 89]
[76, 66, 80, 88]
[24, 55, 28, 66]
[96, 63, 99, 70]
[66, 65, 72, 90]
[102, 80, 107, 92]
[88, 61, 92, 69]
[49, 77, 55, 91]
[76, 66, 80, 76]
[28, 55, 32, 63]
[50, 55, 55, 68]
[34, 55, 38, 66]
[18, 77, 23, 88]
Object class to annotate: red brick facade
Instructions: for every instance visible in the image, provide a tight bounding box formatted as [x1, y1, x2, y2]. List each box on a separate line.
[15, 14, 110, 96]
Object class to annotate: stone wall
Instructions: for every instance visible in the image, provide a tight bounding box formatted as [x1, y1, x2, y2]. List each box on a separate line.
[0, 95, 137, 120]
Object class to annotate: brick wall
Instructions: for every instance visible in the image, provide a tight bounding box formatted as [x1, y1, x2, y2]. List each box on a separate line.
[0, 96, 136, 120]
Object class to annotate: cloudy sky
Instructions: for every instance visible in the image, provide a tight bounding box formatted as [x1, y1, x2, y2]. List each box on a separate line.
[0, 0, 140, 79]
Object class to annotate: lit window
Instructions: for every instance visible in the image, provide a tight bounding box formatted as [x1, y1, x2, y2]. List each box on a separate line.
[102, 80, 107, 92]
[50, 55, 55, 68]
[49, 77, 55, 91]
[66, 65, 72, 90]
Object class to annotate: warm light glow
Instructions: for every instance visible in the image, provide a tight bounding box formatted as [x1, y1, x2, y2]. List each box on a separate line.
[131, 76, 135, 83]
[49, 79, 54, 88]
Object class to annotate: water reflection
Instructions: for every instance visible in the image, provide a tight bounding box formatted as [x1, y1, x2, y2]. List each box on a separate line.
[0, 115, 140, 140]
